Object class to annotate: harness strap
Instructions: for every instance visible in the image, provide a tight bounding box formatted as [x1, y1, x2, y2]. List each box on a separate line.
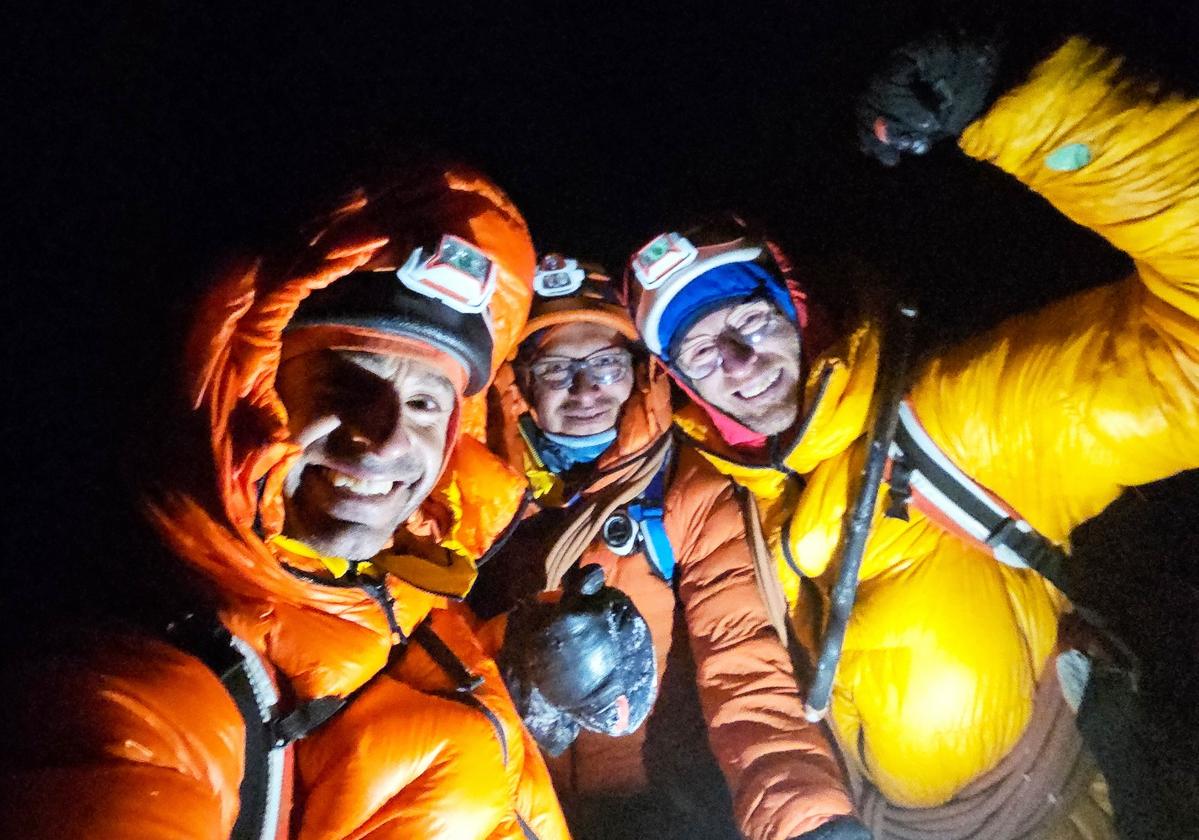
[541, 435, 672, 589]
[626, 456, 676, 581]
[887, 400, 1073, 599]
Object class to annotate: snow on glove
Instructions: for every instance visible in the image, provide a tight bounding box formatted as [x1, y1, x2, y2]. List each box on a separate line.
[857, 31, 1001, 166]
[791, 816, 874, 840]
[499, 564, 658, 756]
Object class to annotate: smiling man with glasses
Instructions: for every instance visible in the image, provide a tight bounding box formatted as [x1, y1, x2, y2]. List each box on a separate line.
[525, 335, 635, 443]
[1, 162, 588, 840]
[626, 29, 1199, 838]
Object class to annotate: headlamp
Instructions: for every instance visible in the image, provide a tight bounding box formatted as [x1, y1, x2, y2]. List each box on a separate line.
[396, 233, 497, 315]
[534, 253, 586, 298]
[632, 232, 699, 290]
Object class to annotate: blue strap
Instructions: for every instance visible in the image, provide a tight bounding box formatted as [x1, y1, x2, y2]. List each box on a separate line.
[627, 458, 675, 581]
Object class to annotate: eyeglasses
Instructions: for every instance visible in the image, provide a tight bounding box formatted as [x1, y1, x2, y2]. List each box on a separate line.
[674, 300, 786, 381]
[528, 347, 633, 390]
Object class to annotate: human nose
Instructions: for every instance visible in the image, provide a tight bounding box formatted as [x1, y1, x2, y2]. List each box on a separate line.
[343, 394, 413, 461]
[715, 332, 756, 377]
[567, 367, 600, 395]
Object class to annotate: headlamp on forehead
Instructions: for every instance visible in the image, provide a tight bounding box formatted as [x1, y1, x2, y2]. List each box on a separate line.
[396, 233, 497, 314]
[632, 232, 698, 290]
[534, 253, 586, 298]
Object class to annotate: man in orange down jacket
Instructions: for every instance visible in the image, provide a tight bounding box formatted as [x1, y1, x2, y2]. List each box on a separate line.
[0, 162, 603, 839]
[469, 254, 870, 840]
[625, 36, 1197, 839]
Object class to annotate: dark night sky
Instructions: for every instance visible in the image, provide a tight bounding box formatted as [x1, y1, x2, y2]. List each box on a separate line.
[8, 0, 1198, 710]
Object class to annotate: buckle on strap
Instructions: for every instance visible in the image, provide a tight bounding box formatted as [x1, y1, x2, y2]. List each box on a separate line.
[986, 517, 1071, 593]
[884, 455, 913, 521]
[602, 510, 640, 556]
[271, 696, 347, 747]
[984, 517, 1035, 564]
[628, 502, 675, 581]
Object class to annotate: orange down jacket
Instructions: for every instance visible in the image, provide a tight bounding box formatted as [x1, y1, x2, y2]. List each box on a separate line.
[474, 301, 857, 840]
[1, 164, 571, 840]
[675, 38, 1199, 810]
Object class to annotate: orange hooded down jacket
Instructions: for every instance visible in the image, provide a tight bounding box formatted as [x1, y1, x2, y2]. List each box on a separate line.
[471, 267, 858, 840]
[673, 38, 1199, 811]
[1, 164, 571, 840]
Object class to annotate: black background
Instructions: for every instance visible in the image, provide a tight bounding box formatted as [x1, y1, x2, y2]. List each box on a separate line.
[8, 0, 1199, 815]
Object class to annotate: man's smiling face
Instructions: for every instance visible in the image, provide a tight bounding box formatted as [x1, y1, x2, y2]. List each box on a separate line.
[526, 322, 634, 437]
[276, 349, 456, 560]
[676, 298, 801, 435]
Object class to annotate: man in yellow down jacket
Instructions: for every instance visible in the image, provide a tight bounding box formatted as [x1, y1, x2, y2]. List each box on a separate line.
[625, 34, 1198, 839]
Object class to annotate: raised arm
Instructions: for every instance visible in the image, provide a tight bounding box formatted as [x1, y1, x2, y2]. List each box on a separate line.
[862, 35, 1199, 542]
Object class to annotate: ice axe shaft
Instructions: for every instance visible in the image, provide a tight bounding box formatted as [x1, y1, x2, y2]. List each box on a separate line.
[804, 302, 918, 723]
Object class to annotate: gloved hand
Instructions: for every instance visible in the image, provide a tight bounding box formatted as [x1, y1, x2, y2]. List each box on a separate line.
[856, 32, 1002, 166]
[498, 564, 658, 756]
[791, 816, 874, 840]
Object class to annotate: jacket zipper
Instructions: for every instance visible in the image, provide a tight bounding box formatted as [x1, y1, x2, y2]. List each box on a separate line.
[411, 623, 510, 767]
[455, 692, 509, 767]
[515, 811, 541, 839]
[475, 486, 535, 569]
[360, 575, 405, 643]
[771, 362, 834, 474]
[283, 554, 534, 832]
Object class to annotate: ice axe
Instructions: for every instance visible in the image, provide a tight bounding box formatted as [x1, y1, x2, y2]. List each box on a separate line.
[804, 301, 919, 723]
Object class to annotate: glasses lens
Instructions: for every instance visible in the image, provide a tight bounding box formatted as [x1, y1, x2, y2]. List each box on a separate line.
[584, 351, 631, 385]
[735, 309, 772, 336]
[530, 358, 575, 389]
[677, 343, 719, 380]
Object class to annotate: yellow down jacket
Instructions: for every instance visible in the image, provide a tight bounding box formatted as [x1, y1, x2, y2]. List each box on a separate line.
[675, 38, 1199, 808]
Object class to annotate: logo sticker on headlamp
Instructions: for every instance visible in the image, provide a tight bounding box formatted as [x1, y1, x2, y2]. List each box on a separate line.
[632, 232, 698, 290]
[396, 234, 497, 314]
[534, 253, 586, 298]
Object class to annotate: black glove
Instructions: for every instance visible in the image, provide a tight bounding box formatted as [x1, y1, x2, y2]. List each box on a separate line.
[499, 564, 658, 756]
[791, 816, 874, 840]
[857, 32, 1002, 166]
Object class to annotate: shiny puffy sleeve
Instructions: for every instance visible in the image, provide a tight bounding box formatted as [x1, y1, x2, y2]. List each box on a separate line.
[0, 633, 245, 840]
[670, 448, 858, 840]
[910, 37, 1199, 545]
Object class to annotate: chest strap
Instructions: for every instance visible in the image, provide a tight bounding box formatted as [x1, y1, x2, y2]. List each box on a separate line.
[886, 400, 1073, 599]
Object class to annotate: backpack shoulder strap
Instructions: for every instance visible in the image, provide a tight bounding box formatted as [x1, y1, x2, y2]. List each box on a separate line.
[626, 447, 677, 581]
[167, 614, 289, 840]
[168, 615, 350, 840]
[735, 484, 790, 644]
